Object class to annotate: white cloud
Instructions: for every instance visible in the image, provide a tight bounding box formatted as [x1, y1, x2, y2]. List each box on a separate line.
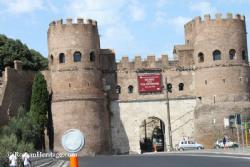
[155, 11, 167, 25]
[156, 0, 169, 8]
[168, 16, 191, 32]
[154, 0, 170, 25]
[65, 0, 126, 26]
[190, 1, 217, 15]
[0, 0, 44, 14]
[221, 0, 250, 3]
[46, 0, 58, 13]
[65, 0, 135, 56]
[129, 1, 145, 21]
[102, 24, 135, 55]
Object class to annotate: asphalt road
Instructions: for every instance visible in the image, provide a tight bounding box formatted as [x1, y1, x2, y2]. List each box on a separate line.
[78, 153, 250, 167]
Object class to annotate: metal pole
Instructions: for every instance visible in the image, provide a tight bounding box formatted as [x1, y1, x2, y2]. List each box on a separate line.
[165, 77, 173, 151]
[241, 115, 244, 150]
[235, 114, 240, 147]
[245, 122, 248, 146]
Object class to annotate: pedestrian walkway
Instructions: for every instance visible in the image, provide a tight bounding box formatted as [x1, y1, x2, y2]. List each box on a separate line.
[200, 147, 250, 156]
[31, 157, 69, 167]
[142, 147, 250, 156]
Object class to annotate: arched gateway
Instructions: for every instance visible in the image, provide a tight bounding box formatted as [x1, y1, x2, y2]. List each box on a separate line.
[139, 117, 165, 153]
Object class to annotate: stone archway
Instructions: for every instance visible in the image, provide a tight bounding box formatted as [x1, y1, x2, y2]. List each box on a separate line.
[139, 117, 165, 153]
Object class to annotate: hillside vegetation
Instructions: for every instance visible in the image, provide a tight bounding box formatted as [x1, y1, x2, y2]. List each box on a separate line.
[0, 34, 48, 72]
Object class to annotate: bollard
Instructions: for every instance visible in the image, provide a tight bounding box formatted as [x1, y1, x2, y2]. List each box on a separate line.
[70, 155, 78, 167]
[61, 129, 84, 167]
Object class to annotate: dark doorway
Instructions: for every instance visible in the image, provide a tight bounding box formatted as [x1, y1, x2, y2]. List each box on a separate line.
[139, 117, 165, 153]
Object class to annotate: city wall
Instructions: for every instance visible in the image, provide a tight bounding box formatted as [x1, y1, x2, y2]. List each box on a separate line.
[110, 98, 197, 154]
[0, 61, 36, 126]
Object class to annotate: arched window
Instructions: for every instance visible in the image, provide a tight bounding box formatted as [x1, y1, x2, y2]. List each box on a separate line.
[50, 55, 54, 64]
[128, 85, 134, 93]
[179, 83, 184, 91]
[198, 52, 204, 63]
[242, 50, 246, 60]
[229, 49, 236, 60]
[59, 53, 65, 63]
[90, 51, 95, 62]
[115, 85, 121, 94]
[73, 51, 82, 62]
[213, 50, 221, 61]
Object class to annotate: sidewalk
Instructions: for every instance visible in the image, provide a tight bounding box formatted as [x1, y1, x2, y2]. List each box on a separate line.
[142, 147, 250, 156]
[199, 147, 250, 156]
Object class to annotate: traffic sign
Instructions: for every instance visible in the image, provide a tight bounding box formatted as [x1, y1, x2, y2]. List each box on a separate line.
[61, 129, 85, 153]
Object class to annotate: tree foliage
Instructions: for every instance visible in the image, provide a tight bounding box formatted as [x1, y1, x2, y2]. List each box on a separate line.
[0, 34, 48, 72]
[30, 72, 49, 150]
[0, 107, 35, 166]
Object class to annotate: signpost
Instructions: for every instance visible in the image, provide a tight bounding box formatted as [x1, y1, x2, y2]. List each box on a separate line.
[61, 129, 85, 167]
[138, 73, 162, 93]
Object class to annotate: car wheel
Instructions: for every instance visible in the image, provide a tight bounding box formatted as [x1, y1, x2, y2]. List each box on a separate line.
[180, 148, 184, 151]
[197, 147, 202, 150]
[215, 145, 220, 149]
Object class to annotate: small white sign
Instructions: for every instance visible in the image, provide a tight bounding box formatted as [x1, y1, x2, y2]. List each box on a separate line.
[61, 129, 85, 153]
[224, 118, 229, 128]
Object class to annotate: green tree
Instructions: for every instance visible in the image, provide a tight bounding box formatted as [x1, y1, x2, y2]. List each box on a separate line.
[0, 106, 35, 166]
[0, 34, 48, 72]
[30, 72, 49, 150]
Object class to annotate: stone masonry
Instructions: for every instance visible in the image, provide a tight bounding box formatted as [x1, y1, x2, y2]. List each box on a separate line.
[0, 13, 249, 154]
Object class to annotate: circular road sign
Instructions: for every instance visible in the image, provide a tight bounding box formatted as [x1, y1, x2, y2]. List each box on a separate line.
[61, 129, 85, 153]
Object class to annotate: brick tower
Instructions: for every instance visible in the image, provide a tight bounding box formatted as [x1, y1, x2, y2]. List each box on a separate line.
[47, 18, 110, 155]
[185, 13, 250, 147]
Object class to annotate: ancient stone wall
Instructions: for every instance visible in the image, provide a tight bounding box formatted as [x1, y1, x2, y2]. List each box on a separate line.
[195, 66, 250, 102]
[116, 56, 195, 101]
[0, 61, 36, 126]
[194, 102, 250, 148]
[110, 98, 197, 154]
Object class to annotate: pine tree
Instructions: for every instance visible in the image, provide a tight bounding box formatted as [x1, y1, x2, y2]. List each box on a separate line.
[30, 72, 49, 150]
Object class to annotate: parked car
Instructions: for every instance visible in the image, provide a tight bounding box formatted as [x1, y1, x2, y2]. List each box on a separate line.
[214, 139, 239, 149]
[176, 140, 204, 151]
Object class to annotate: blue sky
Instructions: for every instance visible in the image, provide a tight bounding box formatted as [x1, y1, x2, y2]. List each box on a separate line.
[0, 0, 249, 60]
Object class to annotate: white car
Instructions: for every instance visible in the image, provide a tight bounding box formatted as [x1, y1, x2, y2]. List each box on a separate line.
[214, 139, 239, 149]
[176, 140, 204, 151]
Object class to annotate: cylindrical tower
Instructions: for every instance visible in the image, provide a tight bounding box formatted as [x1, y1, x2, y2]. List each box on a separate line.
[185, 13, 250, 102]
[186, 13, 250, 148]
[47, 18, 110, 155]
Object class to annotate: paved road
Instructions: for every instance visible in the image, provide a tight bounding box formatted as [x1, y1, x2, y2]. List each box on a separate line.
[78, 153, 250, 167]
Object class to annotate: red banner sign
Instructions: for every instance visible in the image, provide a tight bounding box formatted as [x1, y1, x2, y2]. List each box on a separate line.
[138, 73, 162, 93]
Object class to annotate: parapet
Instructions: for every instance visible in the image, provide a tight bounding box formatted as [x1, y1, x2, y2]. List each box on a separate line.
[184, 13, 245, 32]
[49, 18, 98, 27]
[117, 54, 170, 70]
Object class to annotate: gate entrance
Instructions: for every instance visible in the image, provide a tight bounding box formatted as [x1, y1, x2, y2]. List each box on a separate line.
[139, 117, 165, 153]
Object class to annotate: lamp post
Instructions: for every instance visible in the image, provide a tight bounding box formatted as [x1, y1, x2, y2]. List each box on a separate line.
[165, 77, 173, 151]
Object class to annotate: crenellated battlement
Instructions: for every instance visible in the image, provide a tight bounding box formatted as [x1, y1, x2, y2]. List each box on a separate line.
[117, 54, 174, 70]
[49, 18, 98, 27]
[185, 13, 245, 30]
